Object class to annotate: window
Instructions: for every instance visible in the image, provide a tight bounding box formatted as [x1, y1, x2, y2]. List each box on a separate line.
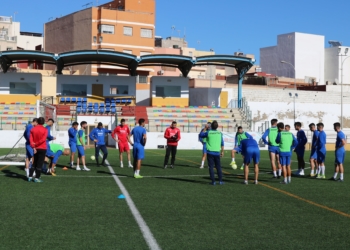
[93, 36, 97, 43]
[123, 26, 132, 36]
[138, 76, 148, 83]
[98, 24, 114, 34]
[10, 82, 36, 94]
[6, 47, 12, 51]
[123, 50, 132, 54]
[140, 51, 151, 56]
[61, 84, 87, 96]
[155, 86, 181, 97]
[110, 85, 129, 95]
[141, 28, 152, 38]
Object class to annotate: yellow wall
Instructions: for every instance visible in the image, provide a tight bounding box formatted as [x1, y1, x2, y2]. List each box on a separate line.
[0, 95, 40, 104]
[42, 76, 57, 102]
[152, 97, 188, 107]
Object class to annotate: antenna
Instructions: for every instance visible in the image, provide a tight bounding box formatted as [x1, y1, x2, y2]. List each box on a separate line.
[82, 2, 93, 8]
[171, 25, 175, 37]
[177, 30, 181, 37]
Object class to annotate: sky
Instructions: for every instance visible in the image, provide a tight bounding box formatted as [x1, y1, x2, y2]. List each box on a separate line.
[1, 0, 350, 64]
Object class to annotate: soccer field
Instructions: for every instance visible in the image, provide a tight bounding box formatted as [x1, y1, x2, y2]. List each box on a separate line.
[1, 148, 350, 249]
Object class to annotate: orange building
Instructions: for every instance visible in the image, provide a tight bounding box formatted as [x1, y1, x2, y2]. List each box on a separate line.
[44, 0, 155, 79]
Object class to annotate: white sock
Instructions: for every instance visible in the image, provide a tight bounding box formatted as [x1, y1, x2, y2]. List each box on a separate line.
[340, 173, 344, 180]
[120, 161, 123, 165]
[83, 165, 87, 168]
[284, 177, 287, 183]
[288, 176, 291, 183]
[135, 170, 140, 175]
[77, 165, 79, 168]
[316, 168, 319, 174]
[71, 161, 74, 165]
[334, 172, 338, 179]
[201, 161, 204, 166]
[311, 170, 315, 175]
[232, 158, 235, 162]
[128, 161, 131, 165]
[25, 168, 29, 177]
[278, 169, 282, 176]
[322, 166, 325, 176]
[273, 171, 277, 177]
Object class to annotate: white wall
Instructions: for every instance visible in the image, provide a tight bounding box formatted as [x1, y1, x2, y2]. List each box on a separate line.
[325, 46, 350, 85]
[0, 72, 42, 94]
[17, 35, 43, 50]
[260, 32, 324, 84]
[295, 32, 324, 85]
[150, 76, 189, 97]
[56, 75, 136, 97]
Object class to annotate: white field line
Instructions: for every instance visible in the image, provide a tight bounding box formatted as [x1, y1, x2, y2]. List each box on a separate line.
[101, 153, 161, 250]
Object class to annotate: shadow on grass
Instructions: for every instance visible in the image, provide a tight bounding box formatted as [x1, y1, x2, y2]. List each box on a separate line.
[155, 176, 210, 185]
[2, 169, 27, 181]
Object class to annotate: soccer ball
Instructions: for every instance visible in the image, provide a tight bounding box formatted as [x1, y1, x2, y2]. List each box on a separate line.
[232, 165, 237, 170]
[91, 155, 96, 161]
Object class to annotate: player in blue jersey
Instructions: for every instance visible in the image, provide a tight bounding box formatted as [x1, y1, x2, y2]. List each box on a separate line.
[199, 122, 211, 169]
[23, 118, 38, 177]
[316, 123, 327, 179]
[230, 126, 253, 170]
[239, 138, 260, 185]
[309, 123, 319, 177]
[276, 122, 298, 184]
[294, 122, 307, 176]
[128, 118, 147, 178]
[262, 119, 282, 178]
[68, 122, 79, 168]
[331, 122, 346, 182]
[89, 122, 112, 166]
[43, 118, 56, 173]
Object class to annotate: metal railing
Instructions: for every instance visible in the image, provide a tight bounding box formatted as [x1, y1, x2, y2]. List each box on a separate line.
[228, 98, 253, 130]
[0, 16, 12, 23]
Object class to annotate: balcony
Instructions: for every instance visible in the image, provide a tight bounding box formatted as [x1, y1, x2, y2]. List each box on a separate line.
[0, 16, 12, 23]
[6, 36, 17, 42]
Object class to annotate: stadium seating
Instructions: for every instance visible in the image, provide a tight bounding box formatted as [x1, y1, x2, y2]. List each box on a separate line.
[0, 103, 37, 130]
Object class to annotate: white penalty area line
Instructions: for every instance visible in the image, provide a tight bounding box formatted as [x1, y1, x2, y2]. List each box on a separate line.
[101, 154, 161, 250]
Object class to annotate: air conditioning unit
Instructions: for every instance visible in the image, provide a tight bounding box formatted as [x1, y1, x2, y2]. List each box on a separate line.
[157, 70, 164, 75]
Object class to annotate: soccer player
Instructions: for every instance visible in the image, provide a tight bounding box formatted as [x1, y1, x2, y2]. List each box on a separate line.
[29, 117, 48, 183]
[76, 121, 90, 171]
[240, 138, 260, 185]
[43, 118, 56, 173]
[46, 143, 70, 175]
[163, 121, 181, 169]
[309, 123, 319, 177]
[230, 126, 252, 170]
[68, 122, 79, 168]
[112, 119, 133, 168]
[199, 122, 211, 169]
[262, 119, 282, 178]
[316, 123, 327, 179]
[331, 122, 346, 182]
[276, 122, 298, 184]
[23, 118, 38, 177]
[199, 120, 224, 185]
[128, 118, 147, 178]
[294, 122, 307, 176]
[89, 122, 112, 166]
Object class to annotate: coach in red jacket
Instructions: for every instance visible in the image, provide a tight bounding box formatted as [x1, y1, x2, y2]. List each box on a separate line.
[29, 117, 48, 182]
[163, 121, 181, 169]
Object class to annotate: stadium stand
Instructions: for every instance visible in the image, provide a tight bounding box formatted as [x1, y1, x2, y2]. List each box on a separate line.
[0, 103, 37, 130]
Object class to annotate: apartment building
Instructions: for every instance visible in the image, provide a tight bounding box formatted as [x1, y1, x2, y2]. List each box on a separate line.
[44, 0, 155, 78]
[0, 16, 18, 52]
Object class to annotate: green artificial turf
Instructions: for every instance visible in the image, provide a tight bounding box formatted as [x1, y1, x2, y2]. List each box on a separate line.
[1, 148, 350, 249]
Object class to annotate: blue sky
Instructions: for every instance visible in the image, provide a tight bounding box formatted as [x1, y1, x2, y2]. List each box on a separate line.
[1, 0, 350, 64]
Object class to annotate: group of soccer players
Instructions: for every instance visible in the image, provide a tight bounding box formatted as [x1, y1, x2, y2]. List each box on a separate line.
[23, 115, 346, 184]
[227, 118, 346, 184]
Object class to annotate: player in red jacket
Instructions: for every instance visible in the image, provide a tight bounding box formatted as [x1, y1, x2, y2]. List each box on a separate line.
[29, 117, 48, 183]
[112, 119, 133, 168]
[163, 121, 181, 169]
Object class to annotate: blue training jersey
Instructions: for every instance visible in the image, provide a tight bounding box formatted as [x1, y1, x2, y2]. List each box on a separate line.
[336, 131, 346, 149]
[311, 130, 319, 150]
[23, 124, 33, 144]
[296, 129, 307, 150]
[68, 127, 78, 144]
[316, 131, 326, 151]
[131, 126, 147, 145]
[89, 128, 111, 145]
[239, 138, 258, 155]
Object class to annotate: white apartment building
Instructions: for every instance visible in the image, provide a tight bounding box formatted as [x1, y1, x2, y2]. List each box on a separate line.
[0, 16, 18, 51]
[325, 46, 350, 85]
[260, 32, 325, 85]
